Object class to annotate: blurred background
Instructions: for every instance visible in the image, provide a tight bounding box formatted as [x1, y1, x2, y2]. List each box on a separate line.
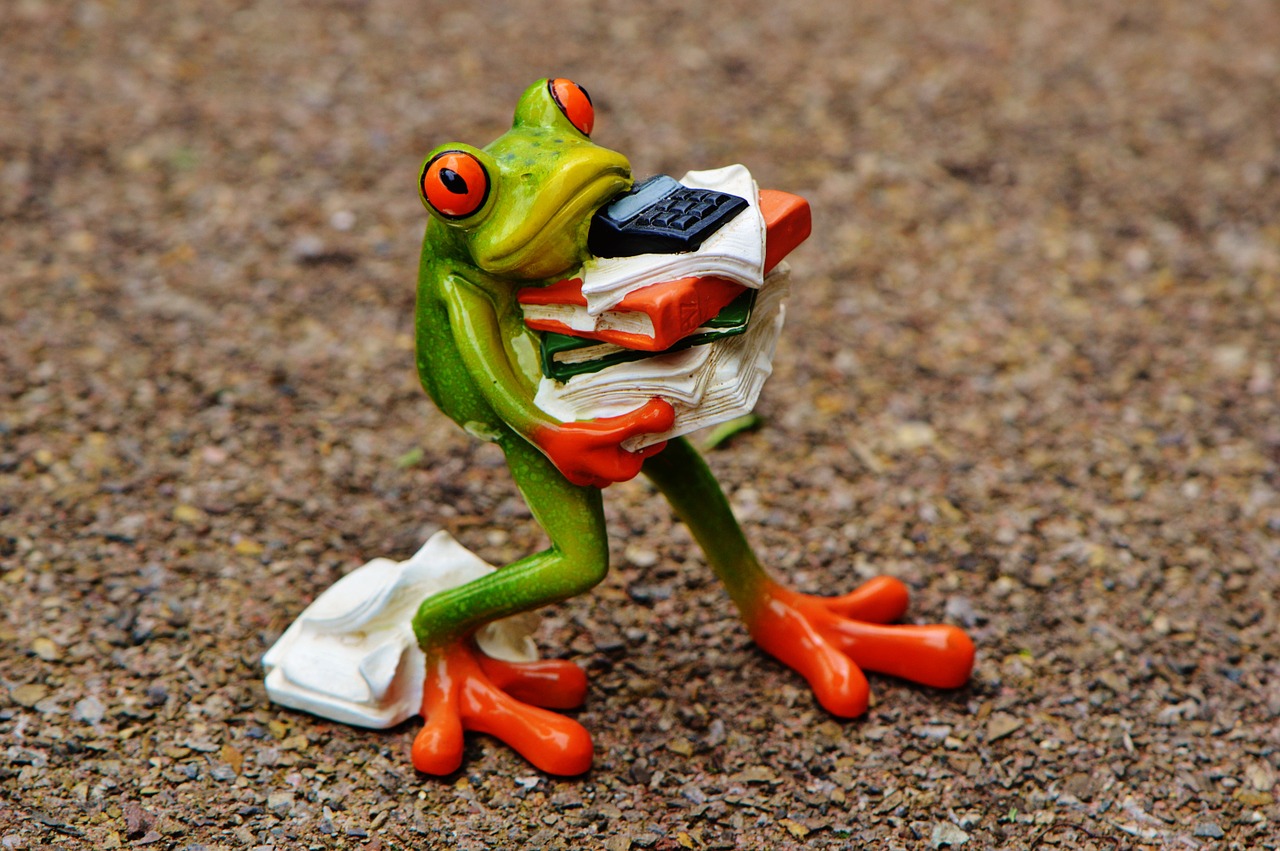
[2, 1, 1278, 848]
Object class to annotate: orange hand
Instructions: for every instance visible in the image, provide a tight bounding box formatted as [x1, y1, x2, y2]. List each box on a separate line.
[533, 398, 676, 488]
[413, 639, 593, 776]
[745, 578, 974, 717]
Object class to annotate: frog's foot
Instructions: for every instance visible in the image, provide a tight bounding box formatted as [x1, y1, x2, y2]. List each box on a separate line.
[745, 577, 974, 717]
[412, 639, 593, 776]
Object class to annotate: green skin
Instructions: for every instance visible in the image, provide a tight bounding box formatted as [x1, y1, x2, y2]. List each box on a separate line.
[411, 81, 773, 652]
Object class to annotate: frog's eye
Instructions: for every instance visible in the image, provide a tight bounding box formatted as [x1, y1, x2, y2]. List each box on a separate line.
[548, 78, 594, 136]
[420, 150, 490, 219]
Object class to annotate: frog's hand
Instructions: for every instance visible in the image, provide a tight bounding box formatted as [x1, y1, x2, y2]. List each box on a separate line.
[533, 397, 675, 488]
[413, 638, 593, 776]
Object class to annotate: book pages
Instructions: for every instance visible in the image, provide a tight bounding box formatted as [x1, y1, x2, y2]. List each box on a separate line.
[578, 165, 766, 315]
[534, 266, 790, 449]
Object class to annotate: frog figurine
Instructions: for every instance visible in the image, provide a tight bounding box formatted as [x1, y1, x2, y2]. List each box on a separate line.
[407, 78, 974, 775]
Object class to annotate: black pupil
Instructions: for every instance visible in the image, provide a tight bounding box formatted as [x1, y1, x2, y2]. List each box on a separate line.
[440, 168, 468, 195]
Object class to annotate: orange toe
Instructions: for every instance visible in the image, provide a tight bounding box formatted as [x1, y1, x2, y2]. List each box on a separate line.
[477, 656, 589, 710]
[817, 617, 976, 689]
[748, 589, 870, 717]
[823, 575, 910, 623]
[413, 641, 594, 776]
[745, 580, 974, 716]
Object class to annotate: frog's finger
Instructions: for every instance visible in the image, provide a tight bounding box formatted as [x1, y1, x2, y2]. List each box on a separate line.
[619, 397, 675, 438]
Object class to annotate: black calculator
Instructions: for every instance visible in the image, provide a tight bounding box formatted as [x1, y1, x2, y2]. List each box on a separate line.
[588, 175, 749, 258]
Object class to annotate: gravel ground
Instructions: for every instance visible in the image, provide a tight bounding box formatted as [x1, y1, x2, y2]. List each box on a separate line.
[3, 1, 1279, 848]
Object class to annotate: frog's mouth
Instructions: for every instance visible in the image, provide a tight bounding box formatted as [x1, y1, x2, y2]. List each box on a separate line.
[474, 148, 632, 280]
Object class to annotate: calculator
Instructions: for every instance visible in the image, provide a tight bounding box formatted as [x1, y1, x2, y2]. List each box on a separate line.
[588, 175, 750, 258]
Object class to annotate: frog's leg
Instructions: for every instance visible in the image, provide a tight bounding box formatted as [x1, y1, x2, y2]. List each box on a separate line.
[642, 437, 974, 716]
[410, 434, 608, 776]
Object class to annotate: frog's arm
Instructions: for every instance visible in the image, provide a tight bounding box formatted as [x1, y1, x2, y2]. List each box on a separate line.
[438, 271, 674, 487]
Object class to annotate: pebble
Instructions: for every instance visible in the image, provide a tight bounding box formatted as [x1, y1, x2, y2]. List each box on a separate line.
[1193, 823, 1224, 839]
[10, 684, 47, 708]
[266, 791, 295, 816]
[31, 637, 61, 661]
[72, 696, 106, 724]
[985, 713, 1022, 742]
[931, 822, 970, 847]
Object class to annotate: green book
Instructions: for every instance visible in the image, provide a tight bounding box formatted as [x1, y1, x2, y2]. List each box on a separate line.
[539, 288, 758, 381]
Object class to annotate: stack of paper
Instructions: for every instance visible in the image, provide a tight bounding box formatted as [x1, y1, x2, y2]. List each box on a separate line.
[534, 264, 790, 450]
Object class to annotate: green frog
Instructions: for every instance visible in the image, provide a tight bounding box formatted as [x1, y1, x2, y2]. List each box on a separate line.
[409, 78, 974, 775]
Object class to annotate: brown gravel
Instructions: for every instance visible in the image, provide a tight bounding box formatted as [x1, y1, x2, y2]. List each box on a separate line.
[3, 1, 1279, 849]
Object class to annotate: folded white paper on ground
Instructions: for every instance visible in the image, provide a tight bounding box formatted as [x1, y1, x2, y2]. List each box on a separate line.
[263, 532, 538, 729]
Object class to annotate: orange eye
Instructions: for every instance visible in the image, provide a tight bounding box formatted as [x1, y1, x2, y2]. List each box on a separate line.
[420, 150, 490, 219]
[548, 78, 594, 136]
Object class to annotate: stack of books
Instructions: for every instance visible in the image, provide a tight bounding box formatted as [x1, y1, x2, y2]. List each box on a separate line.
[521, 165, 810, 448]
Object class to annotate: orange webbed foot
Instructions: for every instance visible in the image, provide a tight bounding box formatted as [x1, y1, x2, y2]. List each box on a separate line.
[412, 640, 593, 776]
[745, 577, 974, 717]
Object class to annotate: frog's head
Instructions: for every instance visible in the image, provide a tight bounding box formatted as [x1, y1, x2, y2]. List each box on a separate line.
[419, 79, 633, 281]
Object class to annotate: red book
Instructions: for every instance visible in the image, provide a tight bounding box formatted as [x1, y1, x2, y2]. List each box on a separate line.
[519, 189, 810, 352]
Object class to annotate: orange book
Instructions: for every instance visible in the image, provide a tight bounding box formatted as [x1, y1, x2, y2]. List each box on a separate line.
[518, 190, 810, 352]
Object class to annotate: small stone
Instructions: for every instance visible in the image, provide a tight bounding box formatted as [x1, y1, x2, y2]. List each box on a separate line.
[931, 822, 970, 847]
[1234, 789, 1274, 807]
[732, 766, 779, 784]
[72, 696, 106, 724]
[172, 504, 205, 524]
[912, 724, 953, 742]
[892, 421, 936, 450]
[944, 597, 978, 627]
[780, 819, 810, 839]
[233, 539, 264, 556]
[1245, 761, 1275, 791]
[219, 744, 244, 775]
[122, 803, 151, 838]
[667, 737, 694, 756]
[10, 683, 48, 707]
[1193, 823, 1224, 839]
[290, 233, 326, 261]
[986, 713, 1022, 742]
[31, 637, 61, 661]
[267, 791, 295, 816]
[624, 545, 658, 568]
[280, 734, 309, 751]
